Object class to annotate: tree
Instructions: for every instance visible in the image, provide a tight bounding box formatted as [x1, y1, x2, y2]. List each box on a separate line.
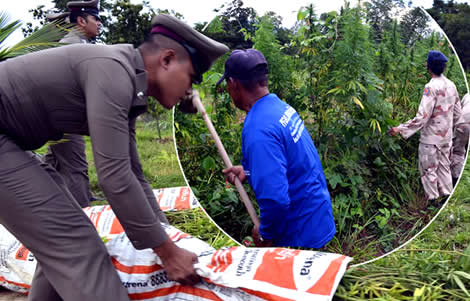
[217, 0, 258, 49]
[427, 0, 470, 70]
[399, 7, 430, 46]
[364, 0, 405, 43]
[21, 5, 48, 37]
[262, 11, 292, 47]
[253, 14, 293, 99]
[103, 0, 154, 46]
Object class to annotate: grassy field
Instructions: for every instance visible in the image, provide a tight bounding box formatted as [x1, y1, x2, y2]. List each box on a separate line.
[26, 112, 470, 299]
[152, 110, 469, 300]
[38, 117, 186, 197]
[336, 162, 470, 300]
[35, 112, 237, 248]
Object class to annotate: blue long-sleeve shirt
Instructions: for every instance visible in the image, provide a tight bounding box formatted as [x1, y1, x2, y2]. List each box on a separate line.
[242, 93, 336, 248]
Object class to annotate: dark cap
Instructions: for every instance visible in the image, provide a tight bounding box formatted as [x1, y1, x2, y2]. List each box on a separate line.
[216, 49, 268, 86]
[427, 50, 448, 65]
[151, 14, 229, 84]
[67, 0, 101, 21]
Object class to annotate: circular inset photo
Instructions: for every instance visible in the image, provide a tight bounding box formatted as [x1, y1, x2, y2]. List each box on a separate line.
[175, 1, 468, 264]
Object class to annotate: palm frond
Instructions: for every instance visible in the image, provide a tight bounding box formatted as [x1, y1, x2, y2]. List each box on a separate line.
[0, 11, 22, 46]
[0, 11, 72, 61]
[6, 22, 72, 58]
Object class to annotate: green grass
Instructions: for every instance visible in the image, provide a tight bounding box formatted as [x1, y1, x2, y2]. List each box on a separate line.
[83, 119, 186, 194]
[36, 113, 237, 249]
[35, 112, 469, 298]
[133, 120, 186, 189]
[335, 162, 470, 300]
[36, 116, 186, 197]
[166, 208, 238, 249]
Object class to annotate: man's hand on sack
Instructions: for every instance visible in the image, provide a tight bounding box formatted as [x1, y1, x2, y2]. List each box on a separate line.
[252, 224, 273, 247]
[153, 238, 201, 286]
[222, 165, 246, 184]
[387, 127, 400, 136]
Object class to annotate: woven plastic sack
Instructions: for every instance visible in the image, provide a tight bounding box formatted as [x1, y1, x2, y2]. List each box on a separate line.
[153, 186, 199, 211]
[0, 204, 351, 300]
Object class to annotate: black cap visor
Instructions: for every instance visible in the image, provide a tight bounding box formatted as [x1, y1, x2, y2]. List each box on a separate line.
[180, 42, 204, 84]
[216, 64, 268, 87]
[216, 73, 227, 86]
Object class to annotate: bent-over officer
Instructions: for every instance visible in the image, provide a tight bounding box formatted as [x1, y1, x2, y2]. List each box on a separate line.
[44, 0, 103, 207]
[388, 50, 462, 200]
[0, 14, 228, 301]
[451, 93, 470, 183]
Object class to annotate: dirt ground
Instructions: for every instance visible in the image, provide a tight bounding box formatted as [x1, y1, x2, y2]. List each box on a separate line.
[0, 288, 27, 301]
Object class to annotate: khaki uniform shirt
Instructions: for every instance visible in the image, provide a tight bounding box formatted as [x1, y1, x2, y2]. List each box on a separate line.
[61, 28, 91, 44]
[0, 44, 169, 249]
[397, 75, 461, 145]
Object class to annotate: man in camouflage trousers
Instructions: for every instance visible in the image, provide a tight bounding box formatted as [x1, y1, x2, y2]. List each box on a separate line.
[388, 50, 462, 200]
[451, 93, 470, 183]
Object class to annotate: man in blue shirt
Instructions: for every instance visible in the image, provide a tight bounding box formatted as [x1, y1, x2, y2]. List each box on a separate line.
[219, 49, 336, 248]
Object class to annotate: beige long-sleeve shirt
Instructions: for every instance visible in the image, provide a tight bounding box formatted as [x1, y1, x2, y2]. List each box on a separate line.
[397, 75, 461, 145]
[0, 44, 169, 249]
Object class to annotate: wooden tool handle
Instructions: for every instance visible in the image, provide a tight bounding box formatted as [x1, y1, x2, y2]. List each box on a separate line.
[191, 90, 260, 227]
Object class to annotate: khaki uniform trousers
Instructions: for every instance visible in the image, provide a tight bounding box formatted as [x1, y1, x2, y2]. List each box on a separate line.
[44, 134, 92, 207]
[0, 134, 130, 301]
[418, 143, 452, 200]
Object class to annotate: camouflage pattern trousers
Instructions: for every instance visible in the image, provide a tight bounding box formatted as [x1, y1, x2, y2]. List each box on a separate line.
[419, 143, 452, 200]
[451, 123, 470, 179]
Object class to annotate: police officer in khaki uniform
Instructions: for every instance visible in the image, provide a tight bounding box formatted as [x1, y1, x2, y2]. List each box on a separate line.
[388, 50, 462, 200]
[47, 0, 102, 44]
[0, 14, 228, 301]
[44, 0, 103, 207]
[451, 93, 470, 182]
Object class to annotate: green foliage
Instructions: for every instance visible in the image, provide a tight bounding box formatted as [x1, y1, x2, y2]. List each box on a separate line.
[104, 0, 153, 46]
[337, 161, 470, 300]
[253, 14, 294, 99]
[399, 7, 431, 47]
[175, 1, 468, 264]
[21, 5, 48, 37]
[147, 97, 170, 140]
[427, 0, 470, 71]
[166, 208, 238, 250]
[195, 0, 259, 50]
[0, 11, 70, 61]
[97, 120, 235, 249]
[218, 0, 257, 49]
[364, 0, 406, 42]
[175, 72, 255, 241]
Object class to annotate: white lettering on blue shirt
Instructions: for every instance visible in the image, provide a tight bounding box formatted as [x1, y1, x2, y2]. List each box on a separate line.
[279, 107, 296, 127]
[293, 123, 305, 143]
[292, 118, 303, 137]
